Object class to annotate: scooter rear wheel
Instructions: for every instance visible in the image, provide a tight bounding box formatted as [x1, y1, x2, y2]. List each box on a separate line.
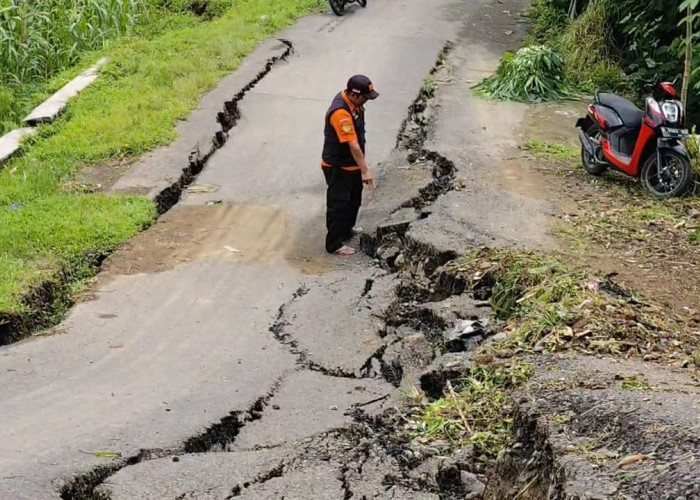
[581, 123, 607, 176]
[640, 149, 693, 199]
[329, 0, 345, 15]
[358, 0, 367, 6]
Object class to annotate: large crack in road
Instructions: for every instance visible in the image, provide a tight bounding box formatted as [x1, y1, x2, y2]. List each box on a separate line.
[153, 38, 295, 214]
[57, 39, 302, 500]
[1, 1, 556, 498]
[60, 31, 474, 500]
[270, 284, 393, 382]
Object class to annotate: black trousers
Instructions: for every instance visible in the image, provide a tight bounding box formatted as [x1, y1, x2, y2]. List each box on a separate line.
[323, 167, 363, 253]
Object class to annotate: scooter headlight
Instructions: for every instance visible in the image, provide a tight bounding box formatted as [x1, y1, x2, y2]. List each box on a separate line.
[661, 102, 680, 124]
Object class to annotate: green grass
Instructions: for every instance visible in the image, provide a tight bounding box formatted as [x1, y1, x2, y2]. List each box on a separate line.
[618, 374, 651, 391]
[412, 361, 533, 458]
[557, 0, 629, 93]
[0, 0, 319, 325]
[0, 0, 250, 135]
[0, 0, 144, 88]
[523, 139, 578, 163]
[411, 244, 695, 461]
[480, 0, 630, 104]
[0, 195, 156, 314]
[438, 248, 691, 358]
[524, 0, 569, 45]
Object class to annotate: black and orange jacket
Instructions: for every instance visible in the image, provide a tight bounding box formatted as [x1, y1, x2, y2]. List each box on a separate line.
[321, 91, 365, 171]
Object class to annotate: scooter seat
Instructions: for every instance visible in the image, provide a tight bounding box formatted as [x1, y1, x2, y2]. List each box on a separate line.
[595, 92, 644, 129]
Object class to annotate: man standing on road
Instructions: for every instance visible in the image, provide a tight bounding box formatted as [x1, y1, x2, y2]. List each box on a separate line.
[322, 74, 379, 256]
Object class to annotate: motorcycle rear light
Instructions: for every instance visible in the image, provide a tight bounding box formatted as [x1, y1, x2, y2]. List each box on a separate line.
[589, 105, 608, 130]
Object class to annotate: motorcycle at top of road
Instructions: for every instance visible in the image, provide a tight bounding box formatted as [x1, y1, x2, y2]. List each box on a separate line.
[328, 0, 367, 16]
[575, 80, 693, 199]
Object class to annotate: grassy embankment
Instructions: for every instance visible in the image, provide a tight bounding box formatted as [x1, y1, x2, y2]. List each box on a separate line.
[0, 0, 319, 335]
[408, 248, 698, 460]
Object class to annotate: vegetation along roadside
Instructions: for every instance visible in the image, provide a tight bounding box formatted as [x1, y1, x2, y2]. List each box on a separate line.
[0, 0, 320, 342]
[408, 0, 700, 478]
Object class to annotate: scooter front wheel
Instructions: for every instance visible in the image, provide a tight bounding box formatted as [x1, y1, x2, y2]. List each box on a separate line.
[329, 0, 345, 15]
[641, 149, 693, 199]
[357, 0, 367, 6]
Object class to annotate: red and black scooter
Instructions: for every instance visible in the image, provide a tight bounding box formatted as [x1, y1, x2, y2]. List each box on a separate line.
[328, 0, 366, 16]
[576, 81, 693, 199]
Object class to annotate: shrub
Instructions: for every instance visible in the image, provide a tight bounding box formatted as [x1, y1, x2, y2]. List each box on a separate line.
[525, 0, 570, 44]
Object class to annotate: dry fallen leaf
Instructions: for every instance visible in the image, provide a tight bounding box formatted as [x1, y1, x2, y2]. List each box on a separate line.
[582, 279, 602, 291]
[80, 450, 122, 459]
[187, 184, 220, 193]
[617, 453, 651, 468]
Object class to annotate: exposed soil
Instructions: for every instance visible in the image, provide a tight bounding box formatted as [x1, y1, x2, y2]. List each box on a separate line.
[67, 157, 136, 194]
[519, 101, 700, 318]
[485, 354, 700, 500]
[97, 202, 339, 283]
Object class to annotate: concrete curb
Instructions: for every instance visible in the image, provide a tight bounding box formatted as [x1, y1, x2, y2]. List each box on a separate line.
[24, 57, 110, 126]
[0, 57, 109, 168]
[0, 128, 37, 164]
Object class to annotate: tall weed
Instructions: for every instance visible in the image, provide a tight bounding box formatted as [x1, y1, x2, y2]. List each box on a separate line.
[558, 0, 629, 92]
[0, 0, 147, 87]
[525, 0, 570, 44]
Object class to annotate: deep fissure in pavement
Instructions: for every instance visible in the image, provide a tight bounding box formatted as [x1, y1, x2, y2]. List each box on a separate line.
[217, 40, 497, 498]
[57, 40, 296, 500]
[269, 285, 395, 382]
[153, 38, 294, 214]
[360, 42, 459, 272]
[226, 462, 286, 498]
[0, 40, 295, 348]
[59, 379, 286, 499]
[59, 465, 119, 500]
[60, 39, 499, 500]
[182, 378, 285, 453]
[395, 41, 452, 152]
[285, 41, 503, 498]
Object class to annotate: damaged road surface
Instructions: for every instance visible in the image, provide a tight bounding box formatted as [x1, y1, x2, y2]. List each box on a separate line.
[0, 0, 544, 498]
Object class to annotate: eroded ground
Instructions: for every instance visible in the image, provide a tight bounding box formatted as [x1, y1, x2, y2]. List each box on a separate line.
[1, 0, 699, 499]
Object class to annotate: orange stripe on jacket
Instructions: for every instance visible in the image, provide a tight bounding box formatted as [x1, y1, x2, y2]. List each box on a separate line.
[321, 102, 361, 171]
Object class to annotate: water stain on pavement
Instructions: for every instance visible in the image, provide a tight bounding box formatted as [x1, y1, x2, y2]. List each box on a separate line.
[101, 203, 337, 277]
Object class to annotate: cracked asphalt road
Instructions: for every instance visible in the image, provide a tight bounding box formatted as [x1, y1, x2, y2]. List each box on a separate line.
[0, 0, 534, 498]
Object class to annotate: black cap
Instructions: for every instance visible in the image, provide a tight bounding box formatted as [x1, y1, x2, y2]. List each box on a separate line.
[346, 74, 379, 100]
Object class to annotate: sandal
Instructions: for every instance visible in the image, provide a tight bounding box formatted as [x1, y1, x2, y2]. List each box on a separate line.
[334, 245, 356, 256]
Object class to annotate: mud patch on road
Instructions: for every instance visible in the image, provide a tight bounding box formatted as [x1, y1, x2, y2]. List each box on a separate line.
[101, 204, 289, 276]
